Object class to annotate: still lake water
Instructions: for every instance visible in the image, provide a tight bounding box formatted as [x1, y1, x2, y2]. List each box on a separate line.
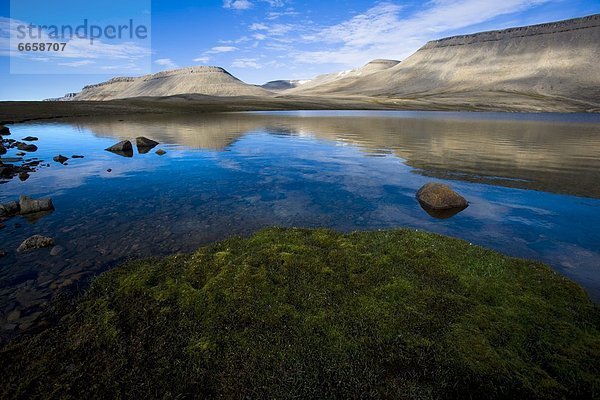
[1, 111, 600, 334]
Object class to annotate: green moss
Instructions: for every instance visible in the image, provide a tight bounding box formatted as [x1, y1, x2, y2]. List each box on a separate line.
[1, 228, 599, 399]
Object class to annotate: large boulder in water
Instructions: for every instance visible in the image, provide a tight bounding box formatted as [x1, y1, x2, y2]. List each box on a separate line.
[105, 140, 133, 157]
[416, 183, 468, 211]
[136, 137, 159, 154]
[19, 195, 54, 215]
[0, 125, 10, 135]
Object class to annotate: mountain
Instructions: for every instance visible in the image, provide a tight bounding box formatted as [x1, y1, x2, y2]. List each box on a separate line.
[288, 15, 600, 109]
[71, 67, 272, 101]
[260, 80, 308, 92]
[285, 59, 400, 94]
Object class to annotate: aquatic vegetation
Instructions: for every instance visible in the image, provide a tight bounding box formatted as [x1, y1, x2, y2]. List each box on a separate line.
[1, 228, 599, 399]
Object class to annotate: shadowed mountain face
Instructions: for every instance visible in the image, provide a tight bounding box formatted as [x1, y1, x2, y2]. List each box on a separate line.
[70, 112, 600, 199]
[288, 15, 600, 111]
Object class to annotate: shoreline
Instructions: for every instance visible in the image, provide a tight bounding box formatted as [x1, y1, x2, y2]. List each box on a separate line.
[1, 91, 599, 125]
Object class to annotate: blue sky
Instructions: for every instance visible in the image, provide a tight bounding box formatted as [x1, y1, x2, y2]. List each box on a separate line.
[1, 0, 599, 100]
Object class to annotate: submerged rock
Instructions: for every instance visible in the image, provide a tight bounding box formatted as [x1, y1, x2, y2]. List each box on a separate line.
[19, 195, 54, 215]
[156, 149, 167, 156]
[17, 235, 54, 253]
[53, 155, 69, 164]
[136, 137, 159, 154]
[22, 136, 38, 141]
[16, 143, 38, 152]
[0, 201, 20, 217]
[416, 183, 468, 211]
[105, 140, 133, 158]
[50, 245, 65, 256]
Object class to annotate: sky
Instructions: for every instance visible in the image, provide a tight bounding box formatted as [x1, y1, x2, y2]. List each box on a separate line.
[0, 0, 599, 100]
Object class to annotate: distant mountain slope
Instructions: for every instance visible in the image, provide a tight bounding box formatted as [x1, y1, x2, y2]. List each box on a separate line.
[290, 15, 600, 108]
[286, 59, 400, 94]
[72, 67, 272, 100]
[260, 80, 308, 91]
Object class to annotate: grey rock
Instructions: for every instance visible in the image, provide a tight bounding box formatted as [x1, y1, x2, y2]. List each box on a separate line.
[16, 143, 37, 152]
[17, 235, 55, 253]
[53, 155, 69, 164]
[105, 140, 133, 157]
[416, 183, 468, 211]
[50, 245, 65, 256]
[19, 195, 54, 215]
[136, 137, 159, 153]
[0, 201, 20, 217]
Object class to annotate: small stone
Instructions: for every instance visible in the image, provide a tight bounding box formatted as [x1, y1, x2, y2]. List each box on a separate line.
[71, 155, 84, 158]
[156, 149, 167, 156]
[19, 195, 54, 215]
[18, 172, 29, 181]
[50, 245, 64, 256]
[17, 235, 55, 253]
[106, 169, 112, 172]
[16, 152, 26, 156]
[0, 145, 6, 155]
[53, 155, 69, 164]
[7, 309, 21, 322]
[22, 136, 38, 141]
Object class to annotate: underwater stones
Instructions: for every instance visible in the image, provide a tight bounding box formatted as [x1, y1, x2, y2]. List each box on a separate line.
[17, 235, 55, 253]
[53, 155, 69, 164]
[16, 143, 37, 152]
[50, 245, 65, 257]
[136, 137, 159, 154]
[156, 149, 167, 156]
[0, 201, 20, 217]
[417, 183, 468, 218]
[19, 195, 54, 215]
[105, 140, 133, 157]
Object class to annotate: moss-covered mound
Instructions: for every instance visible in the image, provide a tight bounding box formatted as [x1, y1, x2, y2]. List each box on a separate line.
[1, 228, 599, 399]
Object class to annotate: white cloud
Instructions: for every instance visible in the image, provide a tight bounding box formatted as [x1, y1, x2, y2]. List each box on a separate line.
[155, 58, 178, 69]
[250, 23, 268, 30]
[193, 56, 211, 63]
[223, 0, 253, 10]
[58, 60, 94, 67]
[294, 0, 551, 66]
[231, 58, 262, 68]
[207, 46, 238, 54]
[223, 0, 288, 10]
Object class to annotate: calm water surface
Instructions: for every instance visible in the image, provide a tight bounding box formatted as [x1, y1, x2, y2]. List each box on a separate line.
[1, 111, 600, 335]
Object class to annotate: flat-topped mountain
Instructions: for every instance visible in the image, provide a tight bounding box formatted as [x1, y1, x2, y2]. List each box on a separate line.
[289, 14, 600, 109]
[72, 67, 272, 101]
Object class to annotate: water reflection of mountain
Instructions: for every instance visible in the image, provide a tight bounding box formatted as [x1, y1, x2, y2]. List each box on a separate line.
[71, 113, 600, 199]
